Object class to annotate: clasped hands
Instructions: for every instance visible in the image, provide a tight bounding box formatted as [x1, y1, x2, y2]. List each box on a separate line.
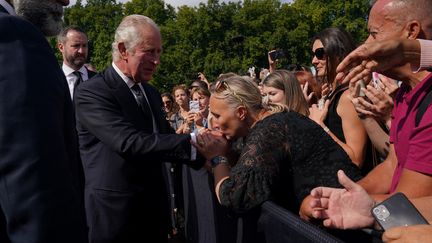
[192, 129, 230, 162]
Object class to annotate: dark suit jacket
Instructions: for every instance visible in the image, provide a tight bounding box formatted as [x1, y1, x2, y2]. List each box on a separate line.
[75, 65, 192, 243]
[87, 68, 97, 79]
[0, 8, 87, 243]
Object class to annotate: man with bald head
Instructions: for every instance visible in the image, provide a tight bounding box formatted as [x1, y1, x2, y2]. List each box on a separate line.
[357, 0, 432, 199]
[301, 0, 432, 229]
[0, 0, 88, 242]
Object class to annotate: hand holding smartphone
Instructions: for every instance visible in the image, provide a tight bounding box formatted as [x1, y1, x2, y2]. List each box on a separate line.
[371, 193, 429, 230]
[372, 72, 382, 90]
[268, 49, 285, 61]
[189, 100, 200, 113]
[355, 79, 366, 97]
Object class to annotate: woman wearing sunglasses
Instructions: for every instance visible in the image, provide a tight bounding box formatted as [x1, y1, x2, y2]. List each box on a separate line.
[309, 27, 372, 172]
[194, 75, 362, 242]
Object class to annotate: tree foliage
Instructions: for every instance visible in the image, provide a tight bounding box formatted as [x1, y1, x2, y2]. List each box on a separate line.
[52, 0, 370, 93]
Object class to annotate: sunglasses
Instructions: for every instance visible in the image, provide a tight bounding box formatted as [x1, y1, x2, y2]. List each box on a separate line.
[215, 79, 244, 105]
[312, 47, 325, 60]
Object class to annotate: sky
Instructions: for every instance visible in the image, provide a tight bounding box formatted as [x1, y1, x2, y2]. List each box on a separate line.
[69, 0, 293, 8]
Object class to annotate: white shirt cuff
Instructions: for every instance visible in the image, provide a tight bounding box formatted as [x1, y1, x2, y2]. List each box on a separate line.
[416, 39, 432, 72]
[190, 132, 197, 161]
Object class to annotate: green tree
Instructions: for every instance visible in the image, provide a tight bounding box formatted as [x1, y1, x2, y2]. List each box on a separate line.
[61, 0, 124, 70]
[56, 0, 370, 93]
[123, 0, 176, 25]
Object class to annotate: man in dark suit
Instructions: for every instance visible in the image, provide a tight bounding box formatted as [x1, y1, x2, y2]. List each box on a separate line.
[75, 15, 196, 243]
[0, 0, 88, 242]
[57, 26, 97, 99]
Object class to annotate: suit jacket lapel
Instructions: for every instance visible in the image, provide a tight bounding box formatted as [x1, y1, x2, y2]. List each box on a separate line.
[141, 83, 172, 133]
[103, 66, 153, 131]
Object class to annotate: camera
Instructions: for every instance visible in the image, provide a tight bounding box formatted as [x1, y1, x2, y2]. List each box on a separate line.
[269, 49, 286, 61]
[372, 205, 390, 221]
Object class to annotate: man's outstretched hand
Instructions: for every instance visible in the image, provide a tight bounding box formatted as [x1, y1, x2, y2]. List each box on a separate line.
[309, 170, 376, 229]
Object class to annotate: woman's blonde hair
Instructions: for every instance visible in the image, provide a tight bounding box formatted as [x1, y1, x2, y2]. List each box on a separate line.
[212, 75, 286, 114]
[262, 70, 309, 116]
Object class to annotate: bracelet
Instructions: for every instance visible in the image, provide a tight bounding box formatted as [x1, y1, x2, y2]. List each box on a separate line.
[210, 156, 229, 168]
[323, 126, 330, 133]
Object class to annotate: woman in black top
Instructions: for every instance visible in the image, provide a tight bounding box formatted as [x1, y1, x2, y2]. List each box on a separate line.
[194, 75, 362, 241]
[309, 27, 371, 170]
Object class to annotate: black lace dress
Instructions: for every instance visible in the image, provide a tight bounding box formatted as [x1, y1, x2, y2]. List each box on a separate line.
[219, 111, 363, 213]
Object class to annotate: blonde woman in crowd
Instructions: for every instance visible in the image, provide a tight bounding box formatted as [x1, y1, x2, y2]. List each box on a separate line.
[194, 75, 362, 243]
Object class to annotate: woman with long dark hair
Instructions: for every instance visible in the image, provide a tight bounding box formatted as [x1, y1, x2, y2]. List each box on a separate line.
[309, 27, 371, 170]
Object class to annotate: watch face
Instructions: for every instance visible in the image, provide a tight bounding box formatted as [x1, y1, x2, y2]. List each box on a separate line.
[211, 156, 228, 167]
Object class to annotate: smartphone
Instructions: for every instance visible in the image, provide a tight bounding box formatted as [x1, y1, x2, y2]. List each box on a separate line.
[318, 98, 325, 111]
[371, 192, 429, 230]
[189, 100, 200, 113]
[269, 50, 286, 61]
[372, 72, 382, 90]
[355, 80, 366, 97]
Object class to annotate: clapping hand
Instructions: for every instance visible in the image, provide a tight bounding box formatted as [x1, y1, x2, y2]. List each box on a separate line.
[351, 85, 394, 121]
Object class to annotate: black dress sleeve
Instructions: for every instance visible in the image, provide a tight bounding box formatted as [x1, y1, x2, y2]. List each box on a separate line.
[218, 114, 289, 213]
[218, 112, 362, 213]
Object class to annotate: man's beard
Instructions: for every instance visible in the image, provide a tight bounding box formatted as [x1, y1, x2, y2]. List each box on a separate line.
[67, 54, 87, 70]
[13, 0, 64, 36]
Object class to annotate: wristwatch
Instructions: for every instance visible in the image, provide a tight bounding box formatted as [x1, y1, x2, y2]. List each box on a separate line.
[210, 156, 229, 168]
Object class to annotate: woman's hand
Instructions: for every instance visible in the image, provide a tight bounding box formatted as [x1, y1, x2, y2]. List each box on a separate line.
[185, 111, 196, 125]
[301, 82, 315, 105]
[351, 84, 394, 122]
[193, 130, 229, 160]
[377, 74, 399, 97]
[309, 99, 330, 126]
[321, 83, 331, 98]
[198, 72, 210, 88]
[193, 110, 205, 126]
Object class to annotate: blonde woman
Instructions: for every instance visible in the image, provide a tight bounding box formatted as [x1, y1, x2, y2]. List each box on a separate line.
[194, 75, 361, 241]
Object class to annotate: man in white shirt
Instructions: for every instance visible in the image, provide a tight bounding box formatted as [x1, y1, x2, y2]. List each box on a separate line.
[57, 26, 96, 98]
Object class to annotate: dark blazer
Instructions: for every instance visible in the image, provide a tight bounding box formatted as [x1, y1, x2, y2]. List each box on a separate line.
[75, 65, 192, 243]
[0, 8, 87, 243]
[87, 68, 97, 79]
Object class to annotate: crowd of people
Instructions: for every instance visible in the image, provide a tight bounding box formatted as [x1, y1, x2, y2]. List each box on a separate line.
[1, 0, 432, 243]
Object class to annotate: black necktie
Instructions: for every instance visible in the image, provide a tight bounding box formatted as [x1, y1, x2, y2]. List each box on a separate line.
[131, 84, 152, 115]
[73, 71, 83, 89]
[131, 84, 158, 132]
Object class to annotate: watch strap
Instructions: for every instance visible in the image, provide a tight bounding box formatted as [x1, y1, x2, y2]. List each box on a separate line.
[210, 156, 229, 168]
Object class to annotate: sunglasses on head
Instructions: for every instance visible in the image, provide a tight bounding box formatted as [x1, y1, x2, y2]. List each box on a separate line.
[215, 79, 244, 105]
[313, 47, 325, 60]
